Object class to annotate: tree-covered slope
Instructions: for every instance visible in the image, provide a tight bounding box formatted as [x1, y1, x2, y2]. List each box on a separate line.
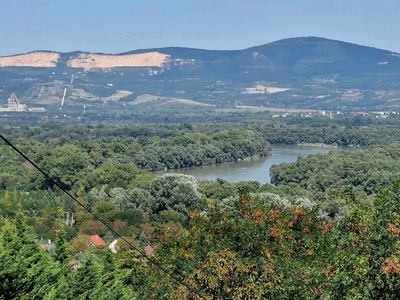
[1, 36, 400, 111]
[270, 143, 400, 193]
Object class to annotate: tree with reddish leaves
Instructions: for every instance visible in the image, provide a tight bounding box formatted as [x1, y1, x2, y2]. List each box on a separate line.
[148, 191, 332, 299]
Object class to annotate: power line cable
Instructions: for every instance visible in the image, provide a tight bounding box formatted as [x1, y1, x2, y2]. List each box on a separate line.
[0, 133, 204, 299]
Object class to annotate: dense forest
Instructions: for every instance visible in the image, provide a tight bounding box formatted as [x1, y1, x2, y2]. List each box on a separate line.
[1, 119, 400, 299]
[6, 118, 400, 148]
[0, 125, 268, 191]
[270, 143, 400, 194]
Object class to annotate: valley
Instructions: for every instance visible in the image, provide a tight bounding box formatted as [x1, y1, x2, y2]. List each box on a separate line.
[2, 36, 400, 299]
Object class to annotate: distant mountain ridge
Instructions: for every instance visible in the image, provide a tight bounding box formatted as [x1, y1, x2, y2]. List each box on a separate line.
[2, 36, 398, 70]
[1, 36, 399, 111]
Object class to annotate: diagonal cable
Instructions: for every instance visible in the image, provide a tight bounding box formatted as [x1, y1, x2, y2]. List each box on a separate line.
[0, 133, 203, 299]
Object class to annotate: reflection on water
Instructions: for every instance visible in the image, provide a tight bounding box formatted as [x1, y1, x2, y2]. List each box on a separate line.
[157, 145, 333, 184]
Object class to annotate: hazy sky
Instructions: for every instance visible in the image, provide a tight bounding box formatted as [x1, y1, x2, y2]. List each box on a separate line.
[1, 0, 399, 56]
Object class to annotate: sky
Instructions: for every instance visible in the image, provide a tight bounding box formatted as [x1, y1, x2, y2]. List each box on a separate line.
[1, 0, 400, 57]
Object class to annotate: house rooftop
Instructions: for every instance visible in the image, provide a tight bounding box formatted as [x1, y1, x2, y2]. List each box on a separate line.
[39, 238, 53, 251]
[89, 234, 107, 247]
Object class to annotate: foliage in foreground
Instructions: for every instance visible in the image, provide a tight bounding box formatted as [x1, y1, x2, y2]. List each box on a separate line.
[144, 186, 400, 299]
[1, 181, 400, 299]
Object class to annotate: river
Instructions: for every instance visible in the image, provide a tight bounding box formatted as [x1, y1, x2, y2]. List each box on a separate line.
[160, 145, 334, 184]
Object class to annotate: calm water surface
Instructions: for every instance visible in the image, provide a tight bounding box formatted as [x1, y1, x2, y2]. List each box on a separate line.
[160, 145, 334, 184]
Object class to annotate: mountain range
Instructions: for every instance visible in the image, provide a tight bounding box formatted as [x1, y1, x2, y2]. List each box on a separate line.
[1, 36, 399, 112]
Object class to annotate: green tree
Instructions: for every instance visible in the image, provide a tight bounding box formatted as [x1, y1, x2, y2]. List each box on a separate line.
[0, 215, 61, 299]
[148, 173, 201, 215]
[92, 200, 116, 224]
[136, 231, 149, 248]
[53, 229, 71, 264]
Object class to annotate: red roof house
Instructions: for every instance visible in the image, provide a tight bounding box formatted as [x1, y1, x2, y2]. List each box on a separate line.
[89, 234, 107, 247]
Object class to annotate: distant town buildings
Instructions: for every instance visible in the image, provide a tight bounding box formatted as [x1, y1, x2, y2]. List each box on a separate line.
[0, 93, 45, 112]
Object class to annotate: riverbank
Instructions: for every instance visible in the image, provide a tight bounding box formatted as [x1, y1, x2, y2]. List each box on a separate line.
[158, 154, 267, 171]
[296, 143, 338, 148]
[156, 145, 332, 184]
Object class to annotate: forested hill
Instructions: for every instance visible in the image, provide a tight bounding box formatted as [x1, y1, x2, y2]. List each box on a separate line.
[2, 121, 400, 298]
[1, 36, 400, 111]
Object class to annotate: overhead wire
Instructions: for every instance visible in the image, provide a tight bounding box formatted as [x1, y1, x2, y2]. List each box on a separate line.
[0, 133, 204, 299]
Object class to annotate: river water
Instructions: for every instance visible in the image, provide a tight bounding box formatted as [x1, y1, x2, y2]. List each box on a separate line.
[160, 145, 334, 184]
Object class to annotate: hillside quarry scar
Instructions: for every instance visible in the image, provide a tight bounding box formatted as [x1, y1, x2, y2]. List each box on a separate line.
[0, 52, 170, 69]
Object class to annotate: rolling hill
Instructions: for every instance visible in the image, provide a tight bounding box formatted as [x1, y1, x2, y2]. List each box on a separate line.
[0, 36, 399, 112]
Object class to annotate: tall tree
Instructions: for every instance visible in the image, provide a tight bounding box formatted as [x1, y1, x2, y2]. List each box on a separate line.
[53, 229, 71, 264]
[0, 215, 61, 299]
